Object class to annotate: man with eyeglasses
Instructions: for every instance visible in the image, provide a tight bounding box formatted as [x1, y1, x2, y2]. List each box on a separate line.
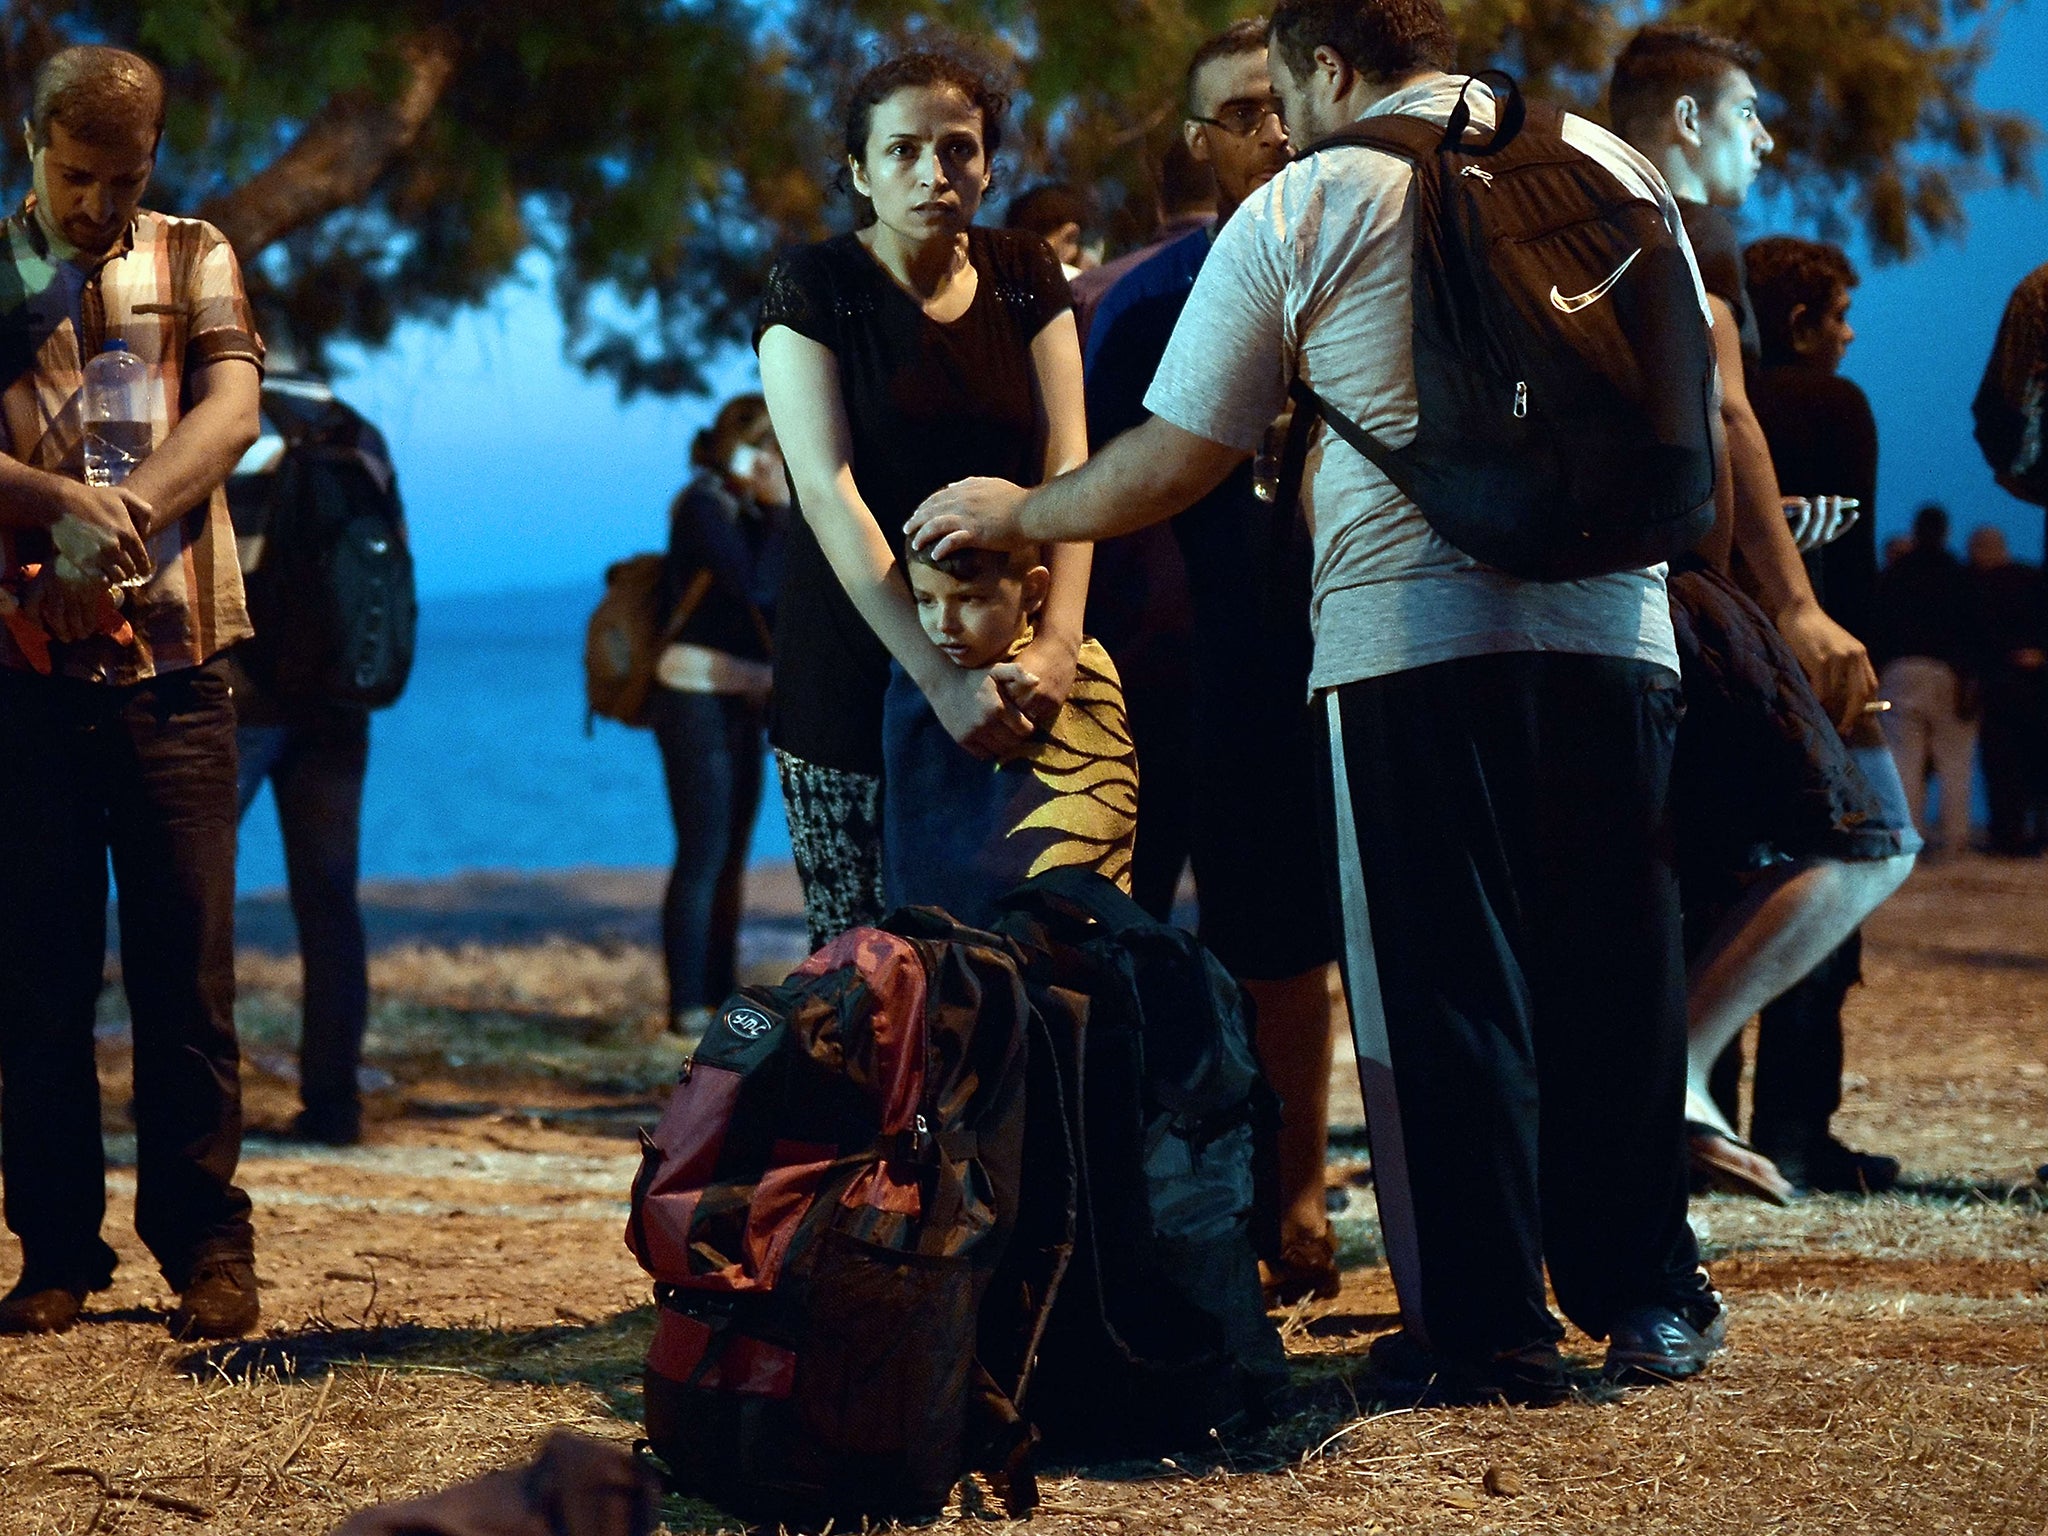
[1083, 16, 1347, 1307]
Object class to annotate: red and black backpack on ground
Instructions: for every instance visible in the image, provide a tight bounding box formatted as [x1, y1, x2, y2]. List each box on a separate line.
[625, 909, 1055, 1530]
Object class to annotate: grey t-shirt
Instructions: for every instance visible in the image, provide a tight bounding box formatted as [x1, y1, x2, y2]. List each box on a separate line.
[1144, 75, 1704, 690]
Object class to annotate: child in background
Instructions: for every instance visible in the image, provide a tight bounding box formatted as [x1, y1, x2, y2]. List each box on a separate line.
[881, 544, 1136, 926]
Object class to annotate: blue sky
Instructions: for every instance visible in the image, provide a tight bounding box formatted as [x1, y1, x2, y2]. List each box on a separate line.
[330, 3, 2048, 600]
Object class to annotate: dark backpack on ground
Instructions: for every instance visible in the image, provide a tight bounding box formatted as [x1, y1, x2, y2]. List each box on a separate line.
[989, 868, 1289, 1455]
[232, 385, 417, 708]
[1280, 72, 1717, 582]
[627, 910, 1047, 1529]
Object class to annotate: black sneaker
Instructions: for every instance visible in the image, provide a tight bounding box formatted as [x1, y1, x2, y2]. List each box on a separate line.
[169, 1258, 261, 1340]
[1366, 1328, 1570, 1407]
[1766, 1137, 1900, 1196]
[1603, 1302, 1727, 1385]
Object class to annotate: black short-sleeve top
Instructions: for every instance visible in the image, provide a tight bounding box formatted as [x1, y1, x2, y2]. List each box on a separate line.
[754, 226, 1072, 776]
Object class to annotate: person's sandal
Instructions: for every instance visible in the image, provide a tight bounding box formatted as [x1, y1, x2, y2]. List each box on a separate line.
[1262, 1224, 1342, 1307]
[1686, 1121, 1797, 1205]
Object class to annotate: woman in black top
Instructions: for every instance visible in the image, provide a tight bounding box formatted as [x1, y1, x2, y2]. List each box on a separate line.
[649, 394, 788, 1030]
[757, 52, 1091, 946]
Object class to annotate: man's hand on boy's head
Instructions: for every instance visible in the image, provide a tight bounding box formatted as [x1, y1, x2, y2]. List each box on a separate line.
[905, 477, 1032, 560]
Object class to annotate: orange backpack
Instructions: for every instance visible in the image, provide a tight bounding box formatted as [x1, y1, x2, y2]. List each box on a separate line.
[583, 556, 711, 729]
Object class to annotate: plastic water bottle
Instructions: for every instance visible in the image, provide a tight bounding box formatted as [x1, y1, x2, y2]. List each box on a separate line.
[83, 339, 149, 486]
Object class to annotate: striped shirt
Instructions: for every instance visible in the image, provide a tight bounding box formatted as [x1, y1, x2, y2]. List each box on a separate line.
[0, 197, 264, 683]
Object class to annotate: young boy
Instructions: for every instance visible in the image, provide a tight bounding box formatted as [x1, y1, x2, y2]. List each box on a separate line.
[881, 544, 1136, 927]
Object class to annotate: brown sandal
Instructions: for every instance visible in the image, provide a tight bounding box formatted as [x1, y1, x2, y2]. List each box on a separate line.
[1687, 1121, 1797, 1206]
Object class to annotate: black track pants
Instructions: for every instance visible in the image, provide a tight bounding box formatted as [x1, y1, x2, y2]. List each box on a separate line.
[1319, 652, 1705, 1358]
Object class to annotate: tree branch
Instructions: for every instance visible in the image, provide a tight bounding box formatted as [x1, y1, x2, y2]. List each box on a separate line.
[197, 26, 460, 259]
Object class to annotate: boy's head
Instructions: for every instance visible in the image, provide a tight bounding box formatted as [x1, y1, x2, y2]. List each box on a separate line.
[1609, 24, 1771, 208]
[1745, 236, 1857, 372]
[906, 543, 1050, 671]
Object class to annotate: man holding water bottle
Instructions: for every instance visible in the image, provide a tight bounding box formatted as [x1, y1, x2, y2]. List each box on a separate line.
[0, 45, 266, 1339]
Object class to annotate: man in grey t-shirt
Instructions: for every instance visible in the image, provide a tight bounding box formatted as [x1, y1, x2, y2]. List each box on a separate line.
[912, 0, 1723, 1402]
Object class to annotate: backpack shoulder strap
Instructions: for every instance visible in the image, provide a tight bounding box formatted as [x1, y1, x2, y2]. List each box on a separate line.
[661, 568, 716, 646]
[1001, 866, 1159, 940]
[1272, 78, 1538, 517]
[1301, 111, 1448, 165]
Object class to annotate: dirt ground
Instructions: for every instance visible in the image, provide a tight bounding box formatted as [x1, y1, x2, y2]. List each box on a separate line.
[1, 856, 2043, 1535]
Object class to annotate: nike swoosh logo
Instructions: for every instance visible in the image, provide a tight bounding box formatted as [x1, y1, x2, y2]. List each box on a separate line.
[1550, 247, 1642, 314]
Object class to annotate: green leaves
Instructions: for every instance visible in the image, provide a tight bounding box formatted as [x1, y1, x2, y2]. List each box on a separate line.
[0, 0, 2032, 391]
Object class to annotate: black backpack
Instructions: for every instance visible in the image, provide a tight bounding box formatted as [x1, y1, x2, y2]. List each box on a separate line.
[989, 868, 1289, 1455]
[628, 910, 1046, 1529]
[1972, 275, 2048, 507]
[232, 385, 418, 708]
[1280, 73, 1717, 582]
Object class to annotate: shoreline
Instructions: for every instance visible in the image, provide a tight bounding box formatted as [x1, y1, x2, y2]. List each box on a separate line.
[226, 860, 808, 955]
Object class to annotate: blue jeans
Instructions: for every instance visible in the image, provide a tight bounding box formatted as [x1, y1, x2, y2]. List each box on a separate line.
[649, 690, 767, 1017]
[237, 711, 370, 1113]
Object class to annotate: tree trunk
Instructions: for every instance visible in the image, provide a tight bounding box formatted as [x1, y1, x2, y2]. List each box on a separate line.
[198, 26, 460, 260]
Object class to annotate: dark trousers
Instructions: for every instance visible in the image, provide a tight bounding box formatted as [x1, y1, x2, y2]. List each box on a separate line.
[1320, 653, 1703, 1357]
[1123, 674, 1195, 920]
[1710, 933, 1859, 1159]
[0, 660, 252, 1289]
[651, 689, 766, 1015]
[1980, 666, 2048, 853]
[236, 712, 370, 1112]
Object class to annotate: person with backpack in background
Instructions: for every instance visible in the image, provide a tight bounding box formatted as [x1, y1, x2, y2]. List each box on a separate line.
[1609, 26, 1916, 1204]
[649, 395, 786, 1036]
[1082, 16, 1347, 1306]
[0, 46, 264, 1339]
[1975, 263, 2048, 518]
[222, 373, 414, 1147]
[913, 0, 1726, 1402]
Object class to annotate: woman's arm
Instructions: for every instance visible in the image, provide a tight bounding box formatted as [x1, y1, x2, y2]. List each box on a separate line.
[1010, 309, 1092, 724]
[758, 323, 1032, 757]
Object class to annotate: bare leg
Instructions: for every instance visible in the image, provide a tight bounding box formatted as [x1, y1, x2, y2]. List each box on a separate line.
[1685, 851, 1915, 1137]
[1245, 963, 1344, 1248]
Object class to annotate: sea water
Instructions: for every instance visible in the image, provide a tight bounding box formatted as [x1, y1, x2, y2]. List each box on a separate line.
[235, 581, 791, 892]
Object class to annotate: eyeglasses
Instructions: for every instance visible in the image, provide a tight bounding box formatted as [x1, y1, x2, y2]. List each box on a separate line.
[1190, 98, 1285, 137]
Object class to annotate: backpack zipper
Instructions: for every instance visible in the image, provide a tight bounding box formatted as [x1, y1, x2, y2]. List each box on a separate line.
[1514, 381, 1528, 418]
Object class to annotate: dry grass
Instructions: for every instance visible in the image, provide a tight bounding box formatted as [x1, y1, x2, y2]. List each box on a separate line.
[3, 856, 2045, 1534]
